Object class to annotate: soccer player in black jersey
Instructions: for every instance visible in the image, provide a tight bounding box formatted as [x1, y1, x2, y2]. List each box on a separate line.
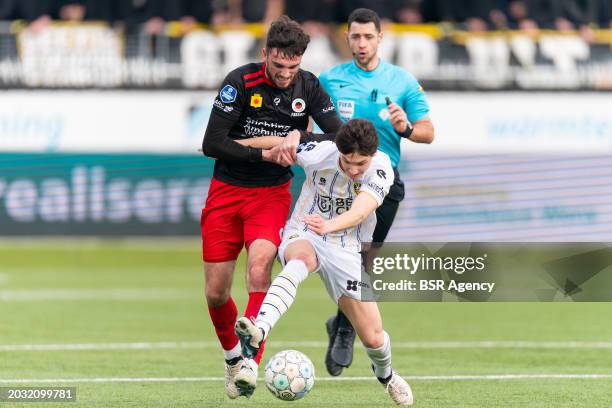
[200, 15, 342, 399]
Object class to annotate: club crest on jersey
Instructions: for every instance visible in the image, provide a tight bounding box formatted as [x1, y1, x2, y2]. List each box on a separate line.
[353, 182, 361, 194]
[250, 93, 263, 108]
[291, 98, 306, 116]
[220, 85, 237, 103]
[318, 177, 326, 186]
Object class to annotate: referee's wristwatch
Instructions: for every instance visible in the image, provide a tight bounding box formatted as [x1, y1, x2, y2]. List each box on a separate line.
[397, 121, 414, 140]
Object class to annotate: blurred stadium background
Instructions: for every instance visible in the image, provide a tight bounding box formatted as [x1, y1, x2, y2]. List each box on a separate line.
[1, 1, 612, 407]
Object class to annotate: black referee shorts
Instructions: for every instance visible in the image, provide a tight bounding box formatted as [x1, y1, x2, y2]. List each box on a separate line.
[372, 167, 405, 244]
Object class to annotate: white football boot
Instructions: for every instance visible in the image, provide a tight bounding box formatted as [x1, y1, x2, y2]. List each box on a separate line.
[234, 357, 258, 398]
[224, 358, 242, 399]
[384, 372, 414, 406]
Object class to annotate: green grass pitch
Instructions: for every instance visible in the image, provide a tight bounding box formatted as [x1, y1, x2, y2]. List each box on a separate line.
[1, 240, 611, 407]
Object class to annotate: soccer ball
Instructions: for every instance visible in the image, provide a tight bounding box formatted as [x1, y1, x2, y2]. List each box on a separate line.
[264, 350, 315, 401]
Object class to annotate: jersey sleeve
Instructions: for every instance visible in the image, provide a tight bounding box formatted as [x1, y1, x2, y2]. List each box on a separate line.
[401, 74, 430, 123]
[211, 69, 247, 121]
[360, 154, 394, 206]
[307, 74, 341, 132]
[295, 141, 321, 170]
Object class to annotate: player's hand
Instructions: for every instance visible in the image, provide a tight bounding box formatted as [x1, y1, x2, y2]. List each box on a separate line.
[276, 130, 301, 166]
[387, 102, 409, 134]
[303, 214, 330, 236]
[263, 145, 284, 165]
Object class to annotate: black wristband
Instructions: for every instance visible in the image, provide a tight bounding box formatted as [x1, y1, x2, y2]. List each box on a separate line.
[398, 122, 414, 139]
[247, 147, 262, 162]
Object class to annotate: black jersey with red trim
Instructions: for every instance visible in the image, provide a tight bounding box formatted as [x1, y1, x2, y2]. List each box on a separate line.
[210, 62, 340, 187]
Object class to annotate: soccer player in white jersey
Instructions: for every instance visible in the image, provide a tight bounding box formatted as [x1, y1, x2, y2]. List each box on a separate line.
[233, 119, 414, 406]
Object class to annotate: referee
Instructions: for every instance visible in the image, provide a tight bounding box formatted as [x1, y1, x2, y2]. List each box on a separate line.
[319, 7, 435, 376]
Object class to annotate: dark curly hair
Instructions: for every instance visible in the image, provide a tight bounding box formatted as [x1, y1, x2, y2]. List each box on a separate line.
[336, 119, 379, 156]
[266, 15, 310, 58]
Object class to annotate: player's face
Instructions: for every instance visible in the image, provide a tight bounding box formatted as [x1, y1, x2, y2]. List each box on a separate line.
[339, 152, 373, 180]
[346, 22, 382, 70]
[263, 48, 302, 88]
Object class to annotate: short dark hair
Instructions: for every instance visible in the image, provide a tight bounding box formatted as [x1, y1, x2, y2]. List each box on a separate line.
[266, 15, 310, 58]
[348, 8, 381, 32]
[336, 119, 378, 156]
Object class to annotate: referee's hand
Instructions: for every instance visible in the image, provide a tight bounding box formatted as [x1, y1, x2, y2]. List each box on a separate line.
[387, 101, 409, 134]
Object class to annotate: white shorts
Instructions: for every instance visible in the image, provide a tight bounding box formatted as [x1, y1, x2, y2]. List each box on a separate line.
[278, 228, 370, 304]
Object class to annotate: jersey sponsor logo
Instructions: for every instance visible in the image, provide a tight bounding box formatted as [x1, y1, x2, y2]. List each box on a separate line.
[250, 93, 263, 108]
[366, 181, 386, 199]
[317, 195, 332, 213]
[346, 280, 369, 291]
[213, 99, 234, 113]
[317, 195, 353, 215]
[322, 105, 335, 114]
[292, 98, 306, 113]
[219, 85, 237, 103]
[243, 117, 291, 136]
[296, 142, 316, 153]
[337, 100, 354, 120]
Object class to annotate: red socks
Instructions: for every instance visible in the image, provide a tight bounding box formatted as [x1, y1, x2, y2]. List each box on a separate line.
[245, 291, 267, 364]
[208, 292, 268, 364]
[208, 297, 239, 351]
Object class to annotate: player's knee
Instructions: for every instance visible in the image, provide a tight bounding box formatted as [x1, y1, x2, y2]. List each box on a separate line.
[287, 252, 317, 272]
[246, 271, 271, 292]
[360, 328, 384, 349]
[205, 286, 231, 307]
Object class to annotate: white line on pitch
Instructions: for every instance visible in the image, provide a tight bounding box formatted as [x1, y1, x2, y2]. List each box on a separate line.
[1, 374, 611, 384]
[2, 340, 612, 352]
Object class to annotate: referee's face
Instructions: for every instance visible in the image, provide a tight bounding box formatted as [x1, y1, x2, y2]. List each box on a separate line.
[346, 22, 382, 71]
[263, 48, 303, 88]
[339, 153, 373, 180]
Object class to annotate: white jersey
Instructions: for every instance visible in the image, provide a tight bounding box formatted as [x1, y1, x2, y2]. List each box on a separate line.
[286, 140, 394, 249]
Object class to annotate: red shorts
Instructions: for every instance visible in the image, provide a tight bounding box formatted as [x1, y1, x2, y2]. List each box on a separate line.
[201, 178, 292, 263]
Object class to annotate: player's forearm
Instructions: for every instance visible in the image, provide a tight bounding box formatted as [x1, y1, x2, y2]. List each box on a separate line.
[235, 136, 284, 149]
[325, 193, 378, 233]
[202, 113, 262, 162]
[408, 119, 435, 144]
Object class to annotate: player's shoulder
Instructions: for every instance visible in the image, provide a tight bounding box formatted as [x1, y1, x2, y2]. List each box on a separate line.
[373, 150, 392, 167]
[297, 140, 338, 168]
[366, 151, 393, 177]
[223, 62, 263, 84]
[298, 69, 324, 89]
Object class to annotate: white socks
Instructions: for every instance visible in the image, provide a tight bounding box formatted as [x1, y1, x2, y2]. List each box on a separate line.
[223, 342, 242, 362]
[255, 259, 309, 338]
[365, 330, 392, 380]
